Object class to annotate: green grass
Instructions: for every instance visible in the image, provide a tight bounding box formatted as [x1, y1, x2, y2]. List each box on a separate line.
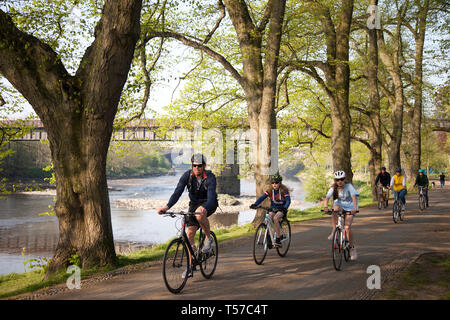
[0, 188, 377, 299]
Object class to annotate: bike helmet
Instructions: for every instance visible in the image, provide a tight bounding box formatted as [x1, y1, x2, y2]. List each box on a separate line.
[418, 169, 425, 173]
[191, 153, 206, 165]
[381, 167, 386, 171]
[270, 173, 283, 183]
[395, 168, 402, 173]
[334, 170, 346, 180]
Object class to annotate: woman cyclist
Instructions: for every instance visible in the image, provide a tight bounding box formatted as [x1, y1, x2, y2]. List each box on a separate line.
[323, 171, 359, 260]
[250, 173, 291, 247]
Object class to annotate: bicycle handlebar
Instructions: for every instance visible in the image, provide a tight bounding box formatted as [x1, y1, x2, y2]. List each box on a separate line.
[163, 211, 196, 218]
[250, 205, 278, 212]
[321, 209, 359, 215]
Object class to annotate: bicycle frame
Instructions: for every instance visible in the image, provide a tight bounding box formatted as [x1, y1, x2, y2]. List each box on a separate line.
[257, 207, 288, 247]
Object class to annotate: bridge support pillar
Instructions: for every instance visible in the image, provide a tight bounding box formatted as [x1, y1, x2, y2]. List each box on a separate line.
[215, 163, 240, 196]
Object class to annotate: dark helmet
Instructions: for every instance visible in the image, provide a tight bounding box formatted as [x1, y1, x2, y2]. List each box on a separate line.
[381, 167, 386, 171]
[395, 168, 402, 173]
[270, 173, 283, 183]
[191, 153, 206, 165]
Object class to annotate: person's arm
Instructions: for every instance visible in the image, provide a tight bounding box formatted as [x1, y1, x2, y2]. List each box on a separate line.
[166, 171, 189, 209]
[375, 173, 380, 186]
[202, 173, 218, 212]
[253, 192, 269, 207]
[283, 193, 291, 209]
[402, 176, 406, 188]
[389, 176, 394, 188]
[323, 188, 333, 211]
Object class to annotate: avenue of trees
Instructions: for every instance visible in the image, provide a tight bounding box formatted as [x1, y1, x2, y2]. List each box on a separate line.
[0, 0, 448, 276]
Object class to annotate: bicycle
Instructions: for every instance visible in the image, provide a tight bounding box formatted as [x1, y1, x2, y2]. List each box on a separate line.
[377, 185, 389, 209]
[322, 208, 358, 271]
[418, 186, 427, 211]
[392, 192, 405, 223]
[162, 211, 218, 294]
[252, 206, 291, 265]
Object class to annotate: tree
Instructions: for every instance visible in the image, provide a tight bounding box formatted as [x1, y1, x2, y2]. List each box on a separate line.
[143, 0, 287, 223]
[0, 0, 143, 275]
[287, 0, 355, 182]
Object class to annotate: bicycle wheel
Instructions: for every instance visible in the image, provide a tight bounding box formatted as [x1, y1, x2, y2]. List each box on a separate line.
[392, 201, 399, 223]
[198, 231, 218, 279]
[399, 203, 405, 221]
[419, 195, 425, 211]
[162, 238, 190, 294]
[378, 198, 383, 210]
[253, 223, 269, 265]
[276, 219, 291, 257]
[332, 228, 343, 271]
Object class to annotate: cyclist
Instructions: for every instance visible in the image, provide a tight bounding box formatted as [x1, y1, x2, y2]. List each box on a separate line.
[250, 173, 291, 247]
[439, 172, 445, 189]
[414, 169, 429, 207]
[323, 171, 359, 260]
[375, 167, 391, 203]
[389, 168, 407, 210]
[157, 153, 218, 256]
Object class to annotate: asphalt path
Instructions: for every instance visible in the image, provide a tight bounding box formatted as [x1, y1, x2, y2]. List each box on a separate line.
[24, 187, 450, 300]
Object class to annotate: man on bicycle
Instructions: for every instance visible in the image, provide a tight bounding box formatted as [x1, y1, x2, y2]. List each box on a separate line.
[414, 169, 429, 207]
[375, 167, 390, 202]
[389, 168, 407, 210]
[157, 153, 218, 254]
[323, 171, 359, 260]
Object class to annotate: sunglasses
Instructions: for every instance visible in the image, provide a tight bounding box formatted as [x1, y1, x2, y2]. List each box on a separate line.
[192, 164, 204, 168]
[335, 178, 345, 182]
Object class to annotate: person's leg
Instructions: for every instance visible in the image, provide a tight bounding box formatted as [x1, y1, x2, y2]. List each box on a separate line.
[424, 188, 429, 206]
[345, 214, 357, 260]
[328, 205, 339, 240]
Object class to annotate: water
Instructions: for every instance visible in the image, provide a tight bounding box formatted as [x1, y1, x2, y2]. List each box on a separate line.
[0, 171, 312, 275]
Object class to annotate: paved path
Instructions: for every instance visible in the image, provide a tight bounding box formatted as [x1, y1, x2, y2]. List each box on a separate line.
[22, 188, 450, 300]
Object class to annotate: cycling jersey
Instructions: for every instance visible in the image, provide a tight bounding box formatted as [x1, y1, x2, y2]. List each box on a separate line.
[414, 174, 429, 188]
[254, 187, 291, 211]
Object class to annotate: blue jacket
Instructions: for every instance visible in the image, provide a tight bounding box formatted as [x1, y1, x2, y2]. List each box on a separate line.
[167, 169, 218, 212]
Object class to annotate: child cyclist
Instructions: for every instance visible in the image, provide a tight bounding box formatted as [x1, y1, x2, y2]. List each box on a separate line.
[250, 173, 291, 247]
[323, 170, 359, 260]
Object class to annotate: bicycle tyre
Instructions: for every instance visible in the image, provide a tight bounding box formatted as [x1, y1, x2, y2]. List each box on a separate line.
[162, 238, 190, 294]
[419, 195, 425, 211]
[253, 223, 269, 265]
[198, 231, 218, 279]
[393, 201, 399, 223]
[276, 219, 291, 257]
[332, 228, 343, 271]
[378, 198, 382, 210]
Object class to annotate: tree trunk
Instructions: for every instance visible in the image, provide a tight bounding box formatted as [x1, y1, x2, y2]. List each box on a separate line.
[0, 0, 143, 276]
[408, 0, 429, 186]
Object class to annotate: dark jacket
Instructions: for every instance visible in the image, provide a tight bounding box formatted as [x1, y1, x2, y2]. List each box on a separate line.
[414, 174, 429, 187]
[167, 169, 218, 212]
[375, 172, 391, 187]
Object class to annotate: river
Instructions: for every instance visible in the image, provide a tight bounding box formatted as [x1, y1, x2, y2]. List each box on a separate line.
[0, 171, 313, 275]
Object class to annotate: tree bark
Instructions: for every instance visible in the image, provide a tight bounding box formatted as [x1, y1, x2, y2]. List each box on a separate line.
[0, 0, 142, 276]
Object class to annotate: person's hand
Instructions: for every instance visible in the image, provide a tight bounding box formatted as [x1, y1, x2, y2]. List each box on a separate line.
[157, 205, 169, 215]
[351, 209, 357, 215]
[250, 203, 257, 209]
[196, 206, 207, 215]
[323, 207, 329, 213]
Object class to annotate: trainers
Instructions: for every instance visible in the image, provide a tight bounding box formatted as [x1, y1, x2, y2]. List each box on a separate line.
[201, 237, 214, 253]
[350, 247, 358, 261]
[274, 237, 281, 247]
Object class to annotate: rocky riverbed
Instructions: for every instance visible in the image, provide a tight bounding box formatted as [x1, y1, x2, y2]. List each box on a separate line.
[113, 194, 305, 214]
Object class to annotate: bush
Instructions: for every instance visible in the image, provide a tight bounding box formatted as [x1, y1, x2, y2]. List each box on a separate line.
[301, 166, 333, 203]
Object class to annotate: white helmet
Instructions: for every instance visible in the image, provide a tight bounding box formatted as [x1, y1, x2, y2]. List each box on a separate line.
[334, 170, 346, 180]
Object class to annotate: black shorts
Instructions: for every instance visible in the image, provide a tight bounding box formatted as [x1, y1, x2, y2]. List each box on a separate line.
[186, 201, 217, 227]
